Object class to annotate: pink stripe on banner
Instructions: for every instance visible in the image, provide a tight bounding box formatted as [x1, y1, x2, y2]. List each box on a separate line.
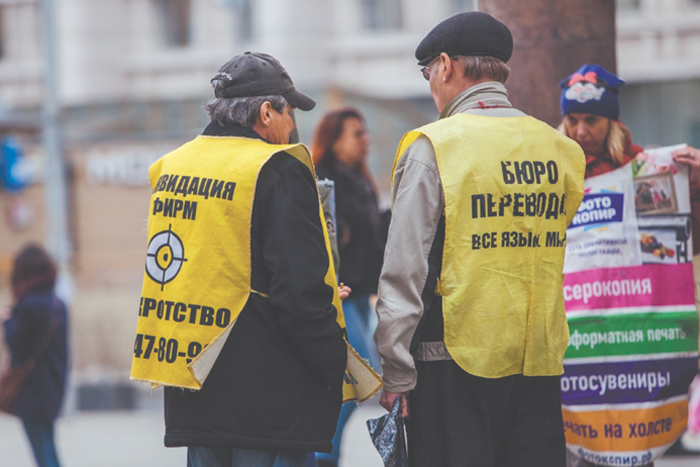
[563, 263, 695, 312]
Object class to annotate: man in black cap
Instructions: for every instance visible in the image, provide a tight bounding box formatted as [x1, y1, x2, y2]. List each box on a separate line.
[131, 52, 348, 467]
[374, 12, 585, 467]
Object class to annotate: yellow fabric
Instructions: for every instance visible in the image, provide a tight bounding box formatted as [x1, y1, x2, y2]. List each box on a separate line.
[129, 137, 376, 396]
[395, 114, 585, 378]
[343, 341, 382, 403]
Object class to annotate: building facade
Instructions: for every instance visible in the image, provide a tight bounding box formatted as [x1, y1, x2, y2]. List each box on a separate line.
[617, 0, 700, 148]
[0, 0, 698, 398]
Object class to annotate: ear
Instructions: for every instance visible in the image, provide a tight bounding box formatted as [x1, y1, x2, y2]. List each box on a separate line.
[259, 101, 273, 127]
[440, 52, 453, 82]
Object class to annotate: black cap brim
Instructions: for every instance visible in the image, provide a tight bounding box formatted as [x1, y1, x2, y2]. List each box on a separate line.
[283, 88, 316, 111]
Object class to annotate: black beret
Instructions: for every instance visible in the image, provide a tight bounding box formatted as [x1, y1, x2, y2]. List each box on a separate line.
[415, 12, 513, 66]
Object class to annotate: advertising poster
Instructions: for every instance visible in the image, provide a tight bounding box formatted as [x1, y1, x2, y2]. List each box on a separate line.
[562, 145, 699, 465]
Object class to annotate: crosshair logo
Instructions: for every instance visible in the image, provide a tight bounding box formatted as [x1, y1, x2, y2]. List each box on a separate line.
[145, 225, 187, 290]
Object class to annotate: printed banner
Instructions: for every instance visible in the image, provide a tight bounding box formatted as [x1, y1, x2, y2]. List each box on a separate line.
[563, 145, 699, 465]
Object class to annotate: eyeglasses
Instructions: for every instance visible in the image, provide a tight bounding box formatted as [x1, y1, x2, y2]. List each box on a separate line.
[420, 56, 440, 81]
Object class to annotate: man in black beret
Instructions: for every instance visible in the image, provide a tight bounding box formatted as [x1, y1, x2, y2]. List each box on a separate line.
[374, 12, 585, 467]
[131, 52, 350, 467]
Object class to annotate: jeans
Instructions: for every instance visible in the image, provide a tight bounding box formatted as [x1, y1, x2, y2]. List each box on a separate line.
[316, 294, 380, 465]
[22, 419, 61, 467]
[187, 447, 306, 467]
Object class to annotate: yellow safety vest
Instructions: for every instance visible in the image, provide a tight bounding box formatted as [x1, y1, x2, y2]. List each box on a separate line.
[395, 114, 585, 378]
[131, 136, 380, 402]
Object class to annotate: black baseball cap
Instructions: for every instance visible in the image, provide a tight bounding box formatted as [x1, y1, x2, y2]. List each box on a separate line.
[211, 52, 316, 111]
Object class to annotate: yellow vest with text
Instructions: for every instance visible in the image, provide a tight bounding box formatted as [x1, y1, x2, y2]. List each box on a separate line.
[130, 137, 348, 390]
[395, 114, 585, 378]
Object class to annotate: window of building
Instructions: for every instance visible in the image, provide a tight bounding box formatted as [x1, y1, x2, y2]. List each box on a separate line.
[213, 0, 252, 42]
[452, 0, 478, 13]
[617, 0, 641, 10]
[0, 8, 5, 60]
[236, 0, 253, 42]
[156, 0, 191, 47]
[362, 0, 403, 31]
[691, 120, 700, 150]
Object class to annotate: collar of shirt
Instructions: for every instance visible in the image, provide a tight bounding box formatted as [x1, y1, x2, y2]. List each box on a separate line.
[202, 120, 266, 141]
[439, 81, 512, 119]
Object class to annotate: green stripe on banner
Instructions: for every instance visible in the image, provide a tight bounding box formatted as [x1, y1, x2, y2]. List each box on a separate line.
[565, 311, 699, 359]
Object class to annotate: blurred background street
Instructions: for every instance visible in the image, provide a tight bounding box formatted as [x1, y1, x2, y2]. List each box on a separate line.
[1, 0, 700, 466]
[0, 398, 698, 466]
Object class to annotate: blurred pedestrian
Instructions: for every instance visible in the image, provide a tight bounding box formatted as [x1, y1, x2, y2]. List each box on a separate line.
[559, 63, 700, 467]
[130, 51, 349, 467]
[311, 108, 385, 467]
[3, 244, 68, 467]
[374, 11, 585, 467]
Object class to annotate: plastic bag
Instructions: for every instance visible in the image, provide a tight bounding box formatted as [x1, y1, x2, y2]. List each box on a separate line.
[366, 397, 408, 467]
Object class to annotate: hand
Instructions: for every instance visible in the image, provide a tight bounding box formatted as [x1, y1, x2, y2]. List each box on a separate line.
[379, 389, 409, 419]
[672, 146, 700, 168]
[338, 284, 352, 300]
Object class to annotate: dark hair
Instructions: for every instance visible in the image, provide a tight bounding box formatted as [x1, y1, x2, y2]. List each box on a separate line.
[311, 107, 374, 184]
[11, 244, 57, 297]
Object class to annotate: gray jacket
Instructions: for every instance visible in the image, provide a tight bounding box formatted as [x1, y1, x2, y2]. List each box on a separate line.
[374, 81, 527, 392]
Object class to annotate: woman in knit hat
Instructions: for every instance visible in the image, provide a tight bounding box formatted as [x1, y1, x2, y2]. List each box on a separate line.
[559, 64, 641, 177]
[559, 63, 700, 179]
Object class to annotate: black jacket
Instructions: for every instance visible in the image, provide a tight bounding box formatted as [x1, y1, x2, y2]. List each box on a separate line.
[164, 122, 347, 453]
[3, 285, 68, 421]
[316, 160, 386, 295]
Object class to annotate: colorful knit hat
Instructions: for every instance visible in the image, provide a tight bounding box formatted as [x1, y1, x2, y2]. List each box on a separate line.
[560, 64, 625, 120]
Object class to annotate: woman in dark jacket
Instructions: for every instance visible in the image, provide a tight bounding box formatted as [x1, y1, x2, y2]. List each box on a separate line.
[311, 108, 385, 467]
[3, 244, 68, 467]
